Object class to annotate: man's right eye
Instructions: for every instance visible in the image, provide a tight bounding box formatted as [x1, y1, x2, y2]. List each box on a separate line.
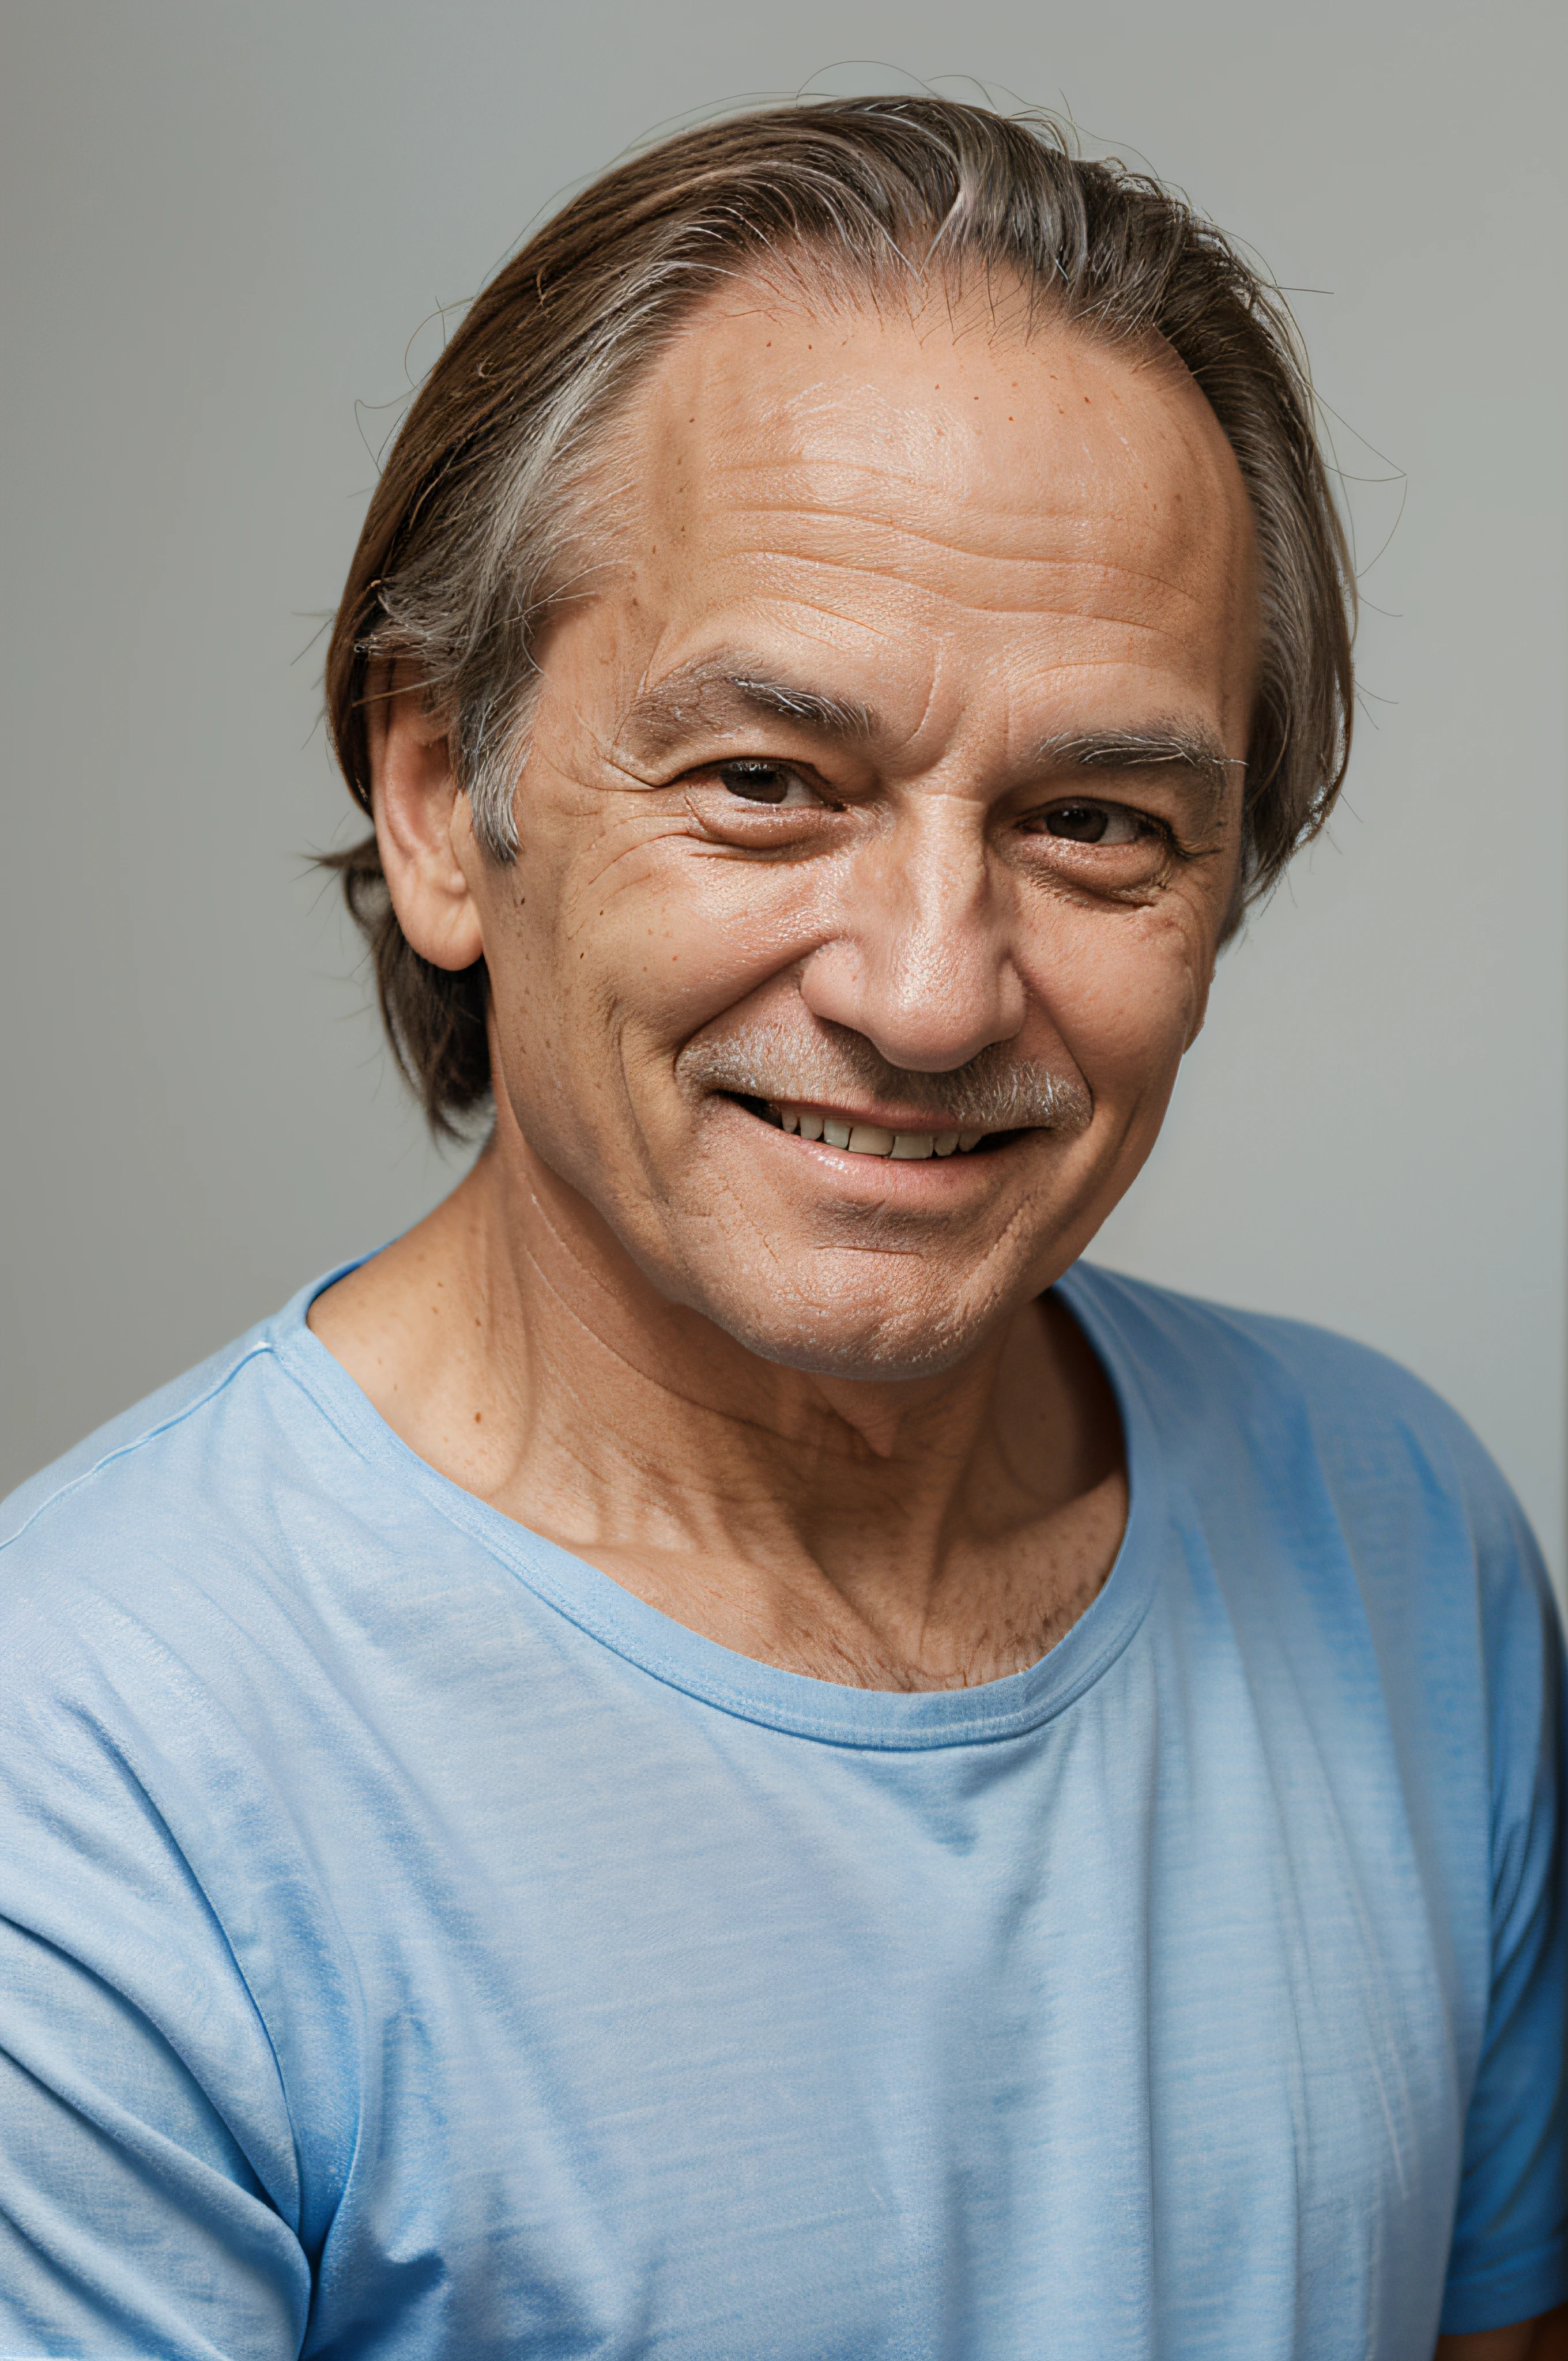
[716, 761, 819, 806]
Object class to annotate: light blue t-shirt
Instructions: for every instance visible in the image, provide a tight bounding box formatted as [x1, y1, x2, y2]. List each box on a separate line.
[0, 1262, 1562, 2359]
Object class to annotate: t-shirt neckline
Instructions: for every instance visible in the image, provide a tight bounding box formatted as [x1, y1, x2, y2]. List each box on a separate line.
[271, 1258, 1163, 1751]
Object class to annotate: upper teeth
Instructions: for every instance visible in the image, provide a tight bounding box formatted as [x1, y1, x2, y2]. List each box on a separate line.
[776, 1106, 986, 1159]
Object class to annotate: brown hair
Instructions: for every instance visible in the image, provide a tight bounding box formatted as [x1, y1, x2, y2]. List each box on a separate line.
[324, 96, 1355, 1134]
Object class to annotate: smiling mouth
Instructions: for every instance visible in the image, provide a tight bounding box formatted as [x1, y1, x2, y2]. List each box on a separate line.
[735, 1096, 1019, 1161]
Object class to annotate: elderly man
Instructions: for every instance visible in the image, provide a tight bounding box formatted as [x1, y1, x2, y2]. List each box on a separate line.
[1, 99, 1562, 2361]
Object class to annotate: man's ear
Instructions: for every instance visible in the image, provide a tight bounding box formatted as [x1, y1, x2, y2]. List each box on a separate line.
[367, 669, 486, 973]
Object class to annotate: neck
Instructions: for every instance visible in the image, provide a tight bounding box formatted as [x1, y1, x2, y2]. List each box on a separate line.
[308, 1129, 1126, 1689]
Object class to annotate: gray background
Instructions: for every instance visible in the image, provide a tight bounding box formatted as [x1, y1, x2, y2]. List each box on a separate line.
[3, 0, 1564, 1599]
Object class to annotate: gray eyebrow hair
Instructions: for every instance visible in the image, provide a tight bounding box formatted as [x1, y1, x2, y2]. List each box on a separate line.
[616, 672, 1240, 798]
[616, 658, 878, 751]
[1036, 729, 1244, 801]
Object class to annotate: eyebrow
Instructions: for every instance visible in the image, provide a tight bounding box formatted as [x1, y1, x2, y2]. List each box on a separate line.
[615, 659, 878, 757]
[1035, 729, 1243, 803]
[615, 663, 1241, 800]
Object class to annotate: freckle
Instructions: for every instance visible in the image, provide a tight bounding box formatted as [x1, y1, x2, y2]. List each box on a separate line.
[474, 1411, 482, 1423]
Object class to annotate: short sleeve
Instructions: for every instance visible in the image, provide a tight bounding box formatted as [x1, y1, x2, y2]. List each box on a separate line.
[0, 1922, 311, 2358]
[1437, 1497, 1567, 2338]
[0, 1582, 314, 2357]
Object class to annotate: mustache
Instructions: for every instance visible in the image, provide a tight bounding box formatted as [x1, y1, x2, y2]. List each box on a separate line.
[676, 1023, 1093, 1135]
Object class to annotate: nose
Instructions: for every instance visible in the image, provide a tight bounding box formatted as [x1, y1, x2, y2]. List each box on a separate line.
[798, 802, 1027, 1072]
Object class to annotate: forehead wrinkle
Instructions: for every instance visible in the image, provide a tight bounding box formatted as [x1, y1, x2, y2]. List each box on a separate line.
[681, 530, 1215, 631]
[713, 432, 1229, 528]
[705, 451, 1242, 580]
[703, 493, 1102, 565]
[787, 560, 1186, 645]
[736, 595, 907, 653]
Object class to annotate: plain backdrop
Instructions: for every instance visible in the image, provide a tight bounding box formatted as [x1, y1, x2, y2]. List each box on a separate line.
[3, 0, 1564, 1598]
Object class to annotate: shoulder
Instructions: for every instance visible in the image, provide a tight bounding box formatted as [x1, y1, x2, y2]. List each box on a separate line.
[0, 1312, 310, 1594]
[0, 1273, 376, 1688]
[0, 1278, 380, 1958]
[1065, 1259, 1508, 1506]
[1066, 1258, 1443, 1417]
[1068, 1268, 1563, 1937]
[1064, 1261, 1559, 1672]
[1, 1327, 283, 1775]
[2, 1326, 277, 1553]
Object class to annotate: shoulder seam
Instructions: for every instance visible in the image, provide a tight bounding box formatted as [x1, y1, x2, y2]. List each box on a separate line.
[0, 1339, 277, 1558]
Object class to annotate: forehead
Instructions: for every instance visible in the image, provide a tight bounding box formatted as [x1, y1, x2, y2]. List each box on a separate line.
[598, 278, 1260, 747]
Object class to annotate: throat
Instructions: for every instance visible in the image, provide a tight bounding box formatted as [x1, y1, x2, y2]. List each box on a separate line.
[574, 1474, 1127, 1690]
[306, 1151, 1128, 1695]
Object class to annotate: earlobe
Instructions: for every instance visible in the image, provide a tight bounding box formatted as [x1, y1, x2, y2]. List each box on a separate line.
[368, 677, 487, 975]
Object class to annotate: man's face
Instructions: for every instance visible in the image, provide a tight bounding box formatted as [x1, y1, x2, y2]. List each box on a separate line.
[466, 281, 1259, 1378]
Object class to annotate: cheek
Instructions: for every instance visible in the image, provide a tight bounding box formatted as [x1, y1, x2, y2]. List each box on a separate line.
[1024, 899, 1210, 1103]
[555, 840, 836, 1044]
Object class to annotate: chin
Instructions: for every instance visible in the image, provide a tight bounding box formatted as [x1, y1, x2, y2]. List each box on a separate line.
[665, 1257, 1014, 1385]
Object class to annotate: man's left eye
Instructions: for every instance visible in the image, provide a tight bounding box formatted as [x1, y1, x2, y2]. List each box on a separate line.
[716, 761, 821, 807]
[1025, 800, 1146, 846]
